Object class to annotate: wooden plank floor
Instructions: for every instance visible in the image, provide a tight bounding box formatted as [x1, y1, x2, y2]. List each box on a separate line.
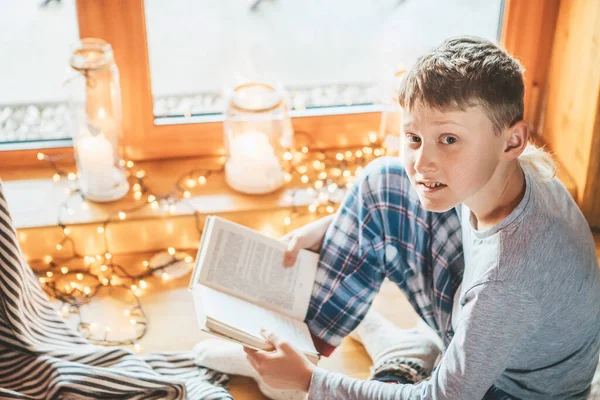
[46, 231, 600, 399]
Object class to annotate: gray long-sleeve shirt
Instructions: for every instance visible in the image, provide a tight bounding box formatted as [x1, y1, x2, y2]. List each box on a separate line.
[309, 164, 600, 399]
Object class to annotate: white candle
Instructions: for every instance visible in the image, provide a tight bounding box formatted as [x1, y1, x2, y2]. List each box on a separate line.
[76, 134, 118, 194]
[225, 131, 285, 194]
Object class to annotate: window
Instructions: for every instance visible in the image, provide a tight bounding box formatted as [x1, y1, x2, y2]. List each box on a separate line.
[144, 0, 504, 121]
[1, 0, 556, 166]
[0, 0, 78, 149]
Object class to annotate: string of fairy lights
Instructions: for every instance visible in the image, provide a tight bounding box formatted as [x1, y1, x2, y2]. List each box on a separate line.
[31, 131, 387, 352]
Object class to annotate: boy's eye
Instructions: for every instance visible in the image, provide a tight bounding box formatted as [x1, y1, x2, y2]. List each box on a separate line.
[442, 136, 457, 144]
[406, 134, 421, 143]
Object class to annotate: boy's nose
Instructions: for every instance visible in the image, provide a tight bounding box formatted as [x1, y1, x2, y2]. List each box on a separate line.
[414, 146, 438, 174]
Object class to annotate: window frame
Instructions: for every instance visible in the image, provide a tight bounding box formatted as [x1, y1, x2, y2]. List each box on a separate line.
[0, 0, 557, 168]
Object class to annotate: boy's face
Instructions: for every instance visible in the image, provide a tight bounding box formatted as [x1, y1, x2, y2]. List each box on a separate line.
[402, 104, 505, 212]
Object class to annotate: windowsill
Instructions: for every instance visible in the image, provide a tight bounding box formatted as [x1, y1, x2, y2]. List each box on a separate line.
[2, 156, 328, 230]
[1, 155, 340, 260]
[1, 148, 578, 260]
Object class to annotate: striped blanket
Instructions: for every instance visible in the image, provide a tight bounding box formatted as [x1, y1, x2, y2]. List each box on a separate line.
[0, 181, 232, 399]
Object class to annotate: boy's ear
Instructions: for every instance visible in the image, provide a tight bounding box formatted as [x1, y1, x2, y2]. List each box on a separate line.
[502, 120, 528, 160]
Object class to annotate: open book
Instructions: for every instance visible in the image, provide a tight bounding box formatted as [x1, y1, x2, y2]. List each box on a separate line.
[189, 216, 321, 363]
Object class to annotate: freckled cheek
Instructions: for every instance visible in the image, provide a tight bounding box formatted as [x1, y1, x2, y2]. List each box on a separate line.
[447, 159, 490, 196]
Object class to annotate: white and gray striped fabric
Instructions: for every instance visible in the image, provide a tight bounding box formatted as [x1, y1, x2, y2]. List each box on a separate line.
[0, 181, 232, 399]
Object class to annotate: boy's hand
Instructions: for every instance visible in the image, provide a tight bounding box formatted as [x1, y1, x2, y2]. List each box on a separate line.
[244, 329, 315, 392]
[282, 214, 335, 267]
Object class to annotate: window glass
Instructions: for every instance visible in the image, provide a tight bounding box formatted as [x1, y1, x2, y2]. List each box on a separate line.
[145, 0, 504, 120]
[0, 0, 79, 146]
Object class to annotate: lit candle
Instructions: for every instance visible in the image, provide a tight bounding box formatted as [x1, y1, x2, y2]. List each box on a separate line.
[76, 133, 121, 195]
[225, 131, 285, 194]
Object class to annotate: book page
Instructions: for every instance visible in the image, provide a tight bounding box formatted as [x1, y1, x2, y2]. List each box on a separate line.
[196, 217, 318, 320]
[199, 285, 318, 356]
[188, 216, 215, 290]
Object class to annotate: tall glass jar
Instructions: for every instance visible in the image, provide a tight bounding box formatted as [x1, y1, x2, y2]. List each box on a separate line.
[65, 38, 129, 202]
[223, 82, 293, 195]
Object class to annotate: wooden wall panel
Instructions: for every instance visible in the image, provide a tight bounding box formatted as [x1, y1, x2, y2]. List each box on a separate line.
[501, 0, 560, 134]
[540, 0, 600, 227]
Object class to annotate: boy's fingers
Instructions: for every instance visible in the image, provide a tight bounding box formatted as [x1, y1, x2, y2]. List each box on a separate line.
[245, 353, 260, 372]
[283, 254, 297, 267]
[245, 347, 270, 364]
[286, 236, 299, 252]
[283, 236, 300, 267]
[260, 329, 283, 350]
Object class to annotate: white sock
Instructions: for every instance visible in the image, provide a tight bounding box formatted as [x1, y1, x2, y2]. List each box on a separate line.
[350, 311, 442, 380]
[193, 339, 307, 400]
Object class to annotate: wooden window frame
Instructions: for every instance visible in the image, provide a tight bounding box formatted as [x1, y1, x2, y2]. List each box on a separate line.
[1, 0, 557, 168]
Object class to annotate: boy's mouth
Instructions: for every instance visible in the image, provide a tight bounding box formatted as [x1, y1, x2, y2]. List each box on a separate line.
[418, 180, 446, 188]
[417, 180, 447, 192]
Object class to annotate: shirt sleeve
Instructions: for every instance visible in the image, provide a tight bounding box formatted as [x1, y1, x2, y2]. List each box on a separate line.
[309, 281, 540, 399]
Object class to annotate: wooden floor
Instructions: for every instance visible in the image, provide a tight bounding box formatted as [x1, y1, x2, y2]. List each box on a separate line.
[49, 232, 600, 399]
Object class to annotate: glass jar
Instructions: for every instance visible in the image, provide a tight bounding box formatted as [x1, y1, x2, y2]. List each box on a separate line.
[223, 82, 293, 195]
[65, 38, 129, 202]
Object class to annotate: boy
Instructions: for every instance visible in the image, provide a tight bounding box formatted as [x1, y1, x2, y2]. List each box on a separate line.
[203, 36, 600, 399]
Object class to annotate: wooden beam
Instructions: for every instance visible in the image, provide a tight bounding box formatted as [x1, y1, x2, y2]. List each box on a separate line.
[540, 0, 600, 227]
[501, 0, 560, 135]
[75, 0, 155, 161]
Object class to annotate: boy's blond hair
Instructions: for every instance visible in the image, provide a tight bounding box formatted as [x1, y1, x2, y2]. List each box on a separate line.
[398, 36, 556, 181]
